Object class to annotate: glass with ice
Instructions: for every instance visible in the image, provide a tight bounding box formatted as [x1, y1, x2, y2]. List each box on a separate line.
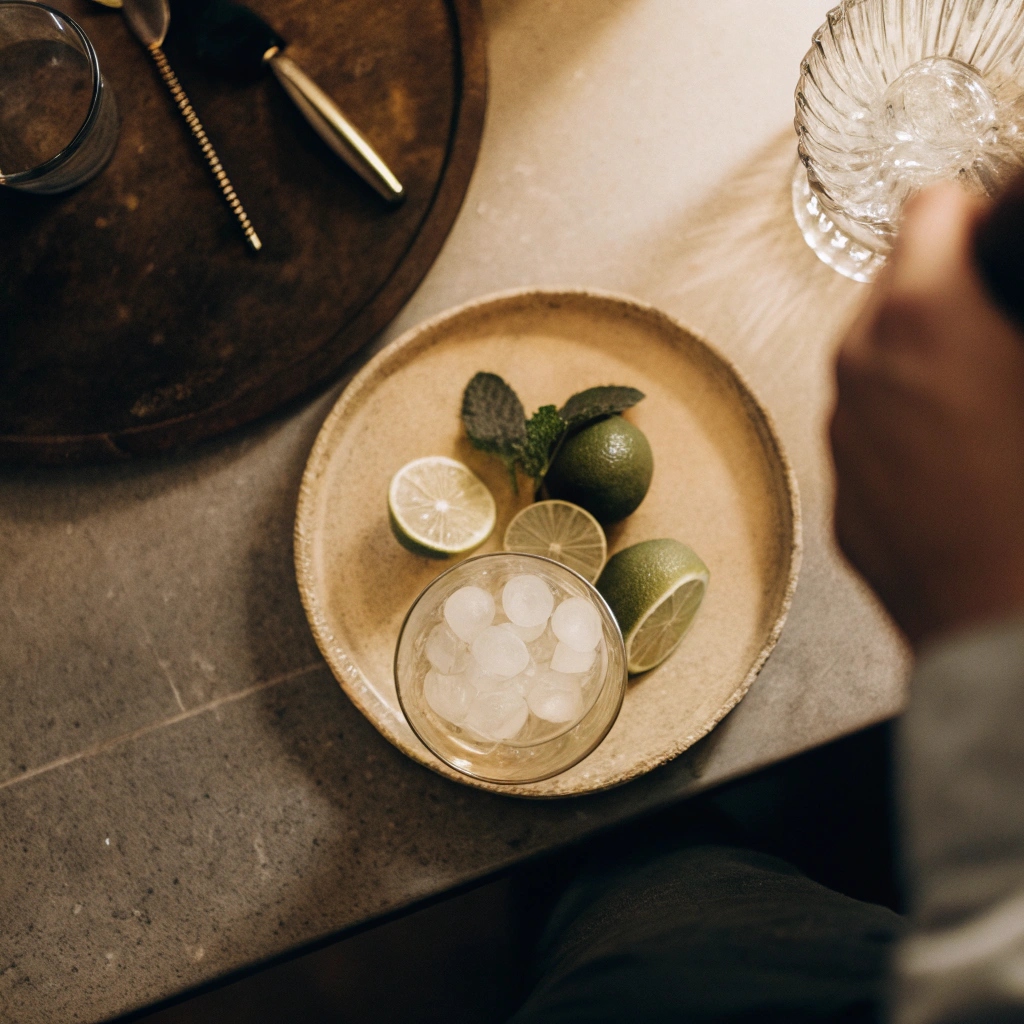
[395, 553, 627, 785]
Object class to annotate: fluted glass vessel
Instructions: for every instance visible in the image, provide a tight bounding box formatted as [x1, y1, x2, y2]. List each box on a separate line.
[794, 0, 1024, 281]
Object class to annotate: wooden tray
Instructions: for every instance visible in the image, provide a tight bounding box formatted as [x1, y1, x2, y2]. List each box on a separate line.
[294, 290, 802, 798]
[0, 0, 486, 462]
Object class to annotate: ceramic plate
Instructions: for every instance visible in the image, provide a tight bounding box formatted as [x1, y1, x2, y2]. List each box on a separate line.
[295, 290, 801, 797]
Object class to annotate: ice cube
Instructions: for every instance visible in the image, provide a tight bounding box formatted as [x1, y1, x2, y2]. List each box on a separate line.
[471, 626, 530, 678]
[423, 670, 474, 725]
[425, 623, 467, 675]
[502, 575, 555, 628]
[551, 597, 602, 652]
[507, 672, 532, 698]
[444, 586, 495, 643]
[457, 658, 504, 693]
[472, 670, 511, 694]
[550, 641, 596, 675]
[465, 689, 529, 741]
[528, 624, 558, 663]
[527, 676, 584, 724]
[501, 620, 547, 643]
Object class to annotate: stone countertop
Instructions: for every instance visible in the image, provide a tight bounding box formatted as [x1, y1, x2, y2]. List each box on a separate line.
[0, 2, 908, 1021]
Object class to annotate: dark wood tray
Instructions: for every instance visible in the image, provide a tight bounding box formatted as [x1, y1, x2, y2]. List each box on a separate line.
[0, 0, 486, 462]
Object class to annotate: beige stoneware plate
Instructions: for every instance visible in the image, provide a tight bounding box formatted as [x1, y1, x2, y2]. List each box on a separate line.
[295, 290, 801, 798]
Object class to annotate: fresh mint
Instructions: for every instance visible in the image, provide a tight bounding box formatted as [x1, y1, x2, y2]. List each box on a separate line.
[520, 405, 565, 484]
[461, 374, 645, 493]
[461, 372, 527, 484]
[559, 386, 645, 430]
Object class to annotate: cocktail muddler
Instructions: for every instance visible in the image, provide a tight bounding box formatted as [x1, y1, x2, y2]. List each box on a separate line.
[181, 0, 405, 204]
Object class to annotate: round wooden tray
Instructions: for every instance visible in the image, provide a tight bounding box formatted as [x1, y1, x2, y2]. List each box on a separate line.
[294, 290, 802, 798]
[0, 0, 486, 463]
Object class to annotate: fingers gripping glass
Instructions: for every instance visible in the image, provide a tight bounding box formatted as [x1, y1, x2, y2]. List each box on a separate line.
[0, 1, 118, 194]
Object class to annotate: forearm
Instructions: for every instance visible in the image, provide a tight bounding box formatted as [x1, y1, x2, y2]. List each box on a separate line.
[894, 619, 1024, 1024]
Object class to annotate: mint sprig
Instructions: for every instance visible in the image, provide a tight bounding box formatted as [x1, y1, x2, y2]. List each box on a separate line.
[521, 405, 565, 483]
[461, 374, 645, 492]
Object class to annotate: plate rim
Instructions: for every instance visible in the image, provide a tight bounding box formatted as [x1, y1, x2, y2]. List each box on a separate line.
[294, 287, 803, 799]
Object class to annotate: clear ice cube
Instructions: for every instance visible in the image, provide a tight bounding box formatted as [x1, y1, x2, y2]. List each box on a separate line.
[506, 671, 532, 698]
[466, 663, 511, 693]
[528, 624, 558, 663]
[425, 623, 467, 675]
[502, 574, 555, 628]
[444, 586, 495, 643]
[501, 620, 547, 643]
[550, 641, 596, 675]
[423, 670, 474, 725]
[527, 676, 584, 724]
[465, 689, 529, 741]
[471, 625, 530, 679]
[551, 597, 602, 652]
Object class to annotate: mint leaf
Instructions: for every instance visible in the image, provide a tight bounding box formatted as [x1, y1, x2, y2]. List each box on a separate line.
[461, 373, 527, 490]
[559, 386, 645, 430]
[520, 405, 566, 487]
[461, 372, 527, 455]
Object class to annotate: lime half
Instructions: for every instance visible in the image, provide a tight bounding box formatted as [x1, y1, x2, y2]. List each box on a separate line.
[504, 500, 608, 583]
[596, 539, 708, 674]
[389, 456, 496, 558]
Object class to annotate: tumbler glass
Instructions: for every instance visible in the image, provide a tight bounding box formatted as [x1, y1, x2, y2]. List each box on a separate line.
[395, 552, 628, 785]
[0, 1, 118, 194]
[794, 0, 1024, 282]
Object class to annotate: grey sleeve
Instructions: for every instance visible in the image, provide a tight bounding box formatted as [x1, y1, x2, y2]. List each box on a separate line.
[893, 619, 1024, 1024]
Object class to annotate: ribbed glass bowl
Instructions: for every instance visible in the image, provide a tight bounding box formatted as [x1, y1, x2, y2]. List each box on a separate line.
[794, 0, 1024, 281]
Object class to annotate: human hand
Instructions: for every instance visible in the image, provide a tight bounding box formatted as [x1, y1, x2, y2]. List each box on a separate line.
[830, 182, 1024, 648]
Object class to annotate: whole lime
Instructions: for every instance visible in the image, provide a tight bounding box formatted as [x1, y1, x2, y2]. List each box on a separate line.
[544, 416, 653, 523]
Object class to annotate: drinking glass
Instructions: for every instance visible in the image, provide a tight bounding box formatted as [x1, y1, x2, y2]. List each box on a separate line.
[794, 0, 1024, 281]
[395, 552, 627, 785]
[0, 1, 118, 194]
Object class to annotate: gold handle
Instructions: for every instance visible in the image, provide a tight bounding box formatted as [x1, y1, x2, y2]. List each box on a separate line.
[149, 44, 262, 252]
[266, 51, 404, 205]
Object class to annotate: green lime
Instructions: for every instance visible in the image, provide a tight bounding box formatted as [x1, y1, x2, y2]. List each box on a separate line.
[388, 456, 496, 558]
[544, 416, 653, 523]
[597, 539, 708, 674]
[504, 500, 608, 583]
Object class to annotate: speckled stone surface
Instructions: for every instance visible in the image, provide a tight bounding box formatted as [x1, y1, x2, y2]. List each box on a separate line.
[0, 2, 909, 1021]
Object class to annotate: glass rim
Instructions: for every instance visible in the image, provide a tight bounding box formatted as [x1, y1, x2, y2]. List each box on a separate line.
[393, 551, 628, 786]
[0, 0, 104, 185]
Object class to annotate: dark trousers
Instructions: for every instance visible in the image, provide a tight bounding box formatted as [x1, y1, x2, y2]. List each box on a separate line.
[508, 843, 905, 1024]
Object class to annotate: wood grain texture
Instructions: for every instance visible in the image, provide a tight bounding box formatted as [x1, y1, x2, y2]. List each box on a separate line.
[0, 0, 486, 462]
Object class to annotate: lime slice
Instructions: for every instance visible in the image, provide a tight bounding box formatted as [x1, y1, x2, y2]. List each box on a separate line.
[596, 539, 708, 674]
[503, 500, 607, 583]
[388, 457, 496, 558]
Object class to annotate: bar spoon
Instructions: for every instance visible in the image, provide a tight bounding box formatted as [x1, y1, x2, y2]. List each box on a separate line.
[108, 0, 262, 250]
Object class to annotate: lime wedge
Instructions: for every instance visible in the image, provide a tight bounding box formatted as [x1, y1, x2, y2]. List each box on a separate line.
[388, 457, 496, 558]
[596, 539, 708, 674]
[503, 500, 607, 583]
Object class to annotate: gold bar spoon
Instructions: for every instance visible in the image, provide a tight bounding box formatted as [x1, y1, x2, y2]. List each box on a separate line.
[114, 0, 262, 251]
